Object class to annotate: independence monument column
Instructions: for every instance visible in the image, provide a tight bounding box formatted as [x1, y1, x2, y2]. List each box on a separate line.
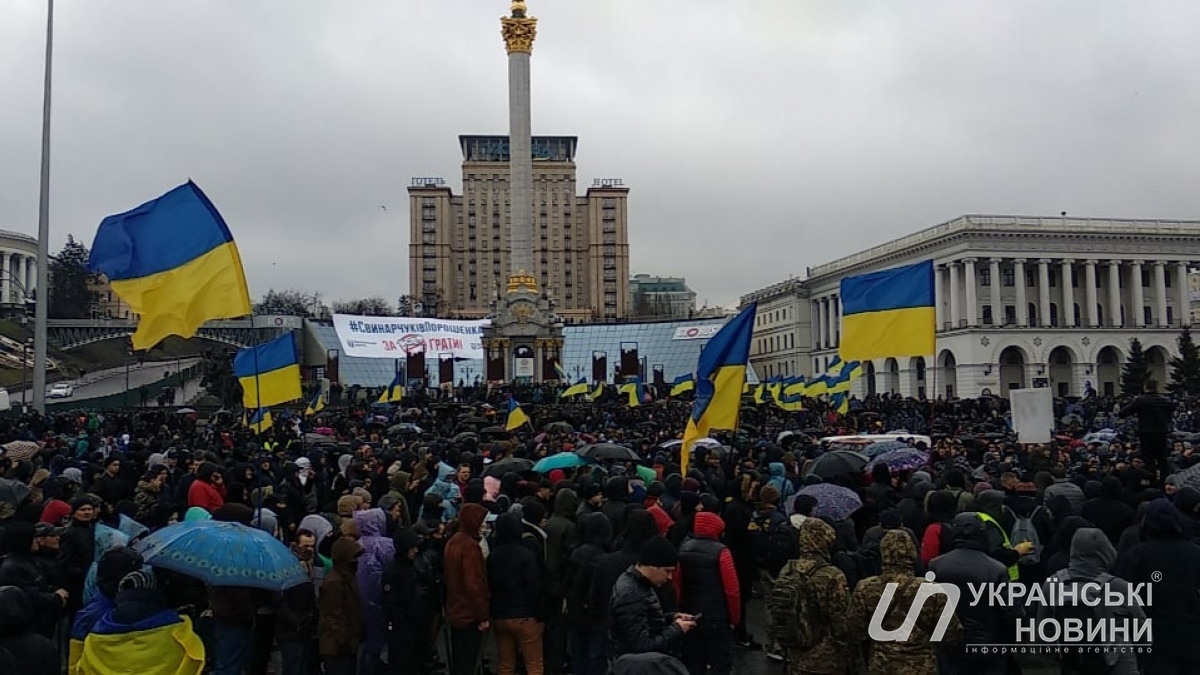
[503, 0, 537, 283]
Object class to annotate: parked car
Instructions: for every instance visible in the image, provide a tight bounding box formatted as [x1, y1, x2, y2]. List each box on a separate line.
[47, 383, 73, 398]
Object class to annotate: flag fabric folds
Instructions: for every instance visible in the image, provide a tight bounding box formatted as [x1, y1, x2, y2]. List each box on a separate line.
[304, 388, 326, 417]
[681, 303, 756, 474]
[561, 378, 589, 398]
[589, 383, 605, 401]
[554, 362, 568, 381]
[378, 373, 404, 404]
[234, 332, 302, 409]
[839, 260, 935, 362]
[247, 408, 273, 433]
[618, 378, 643, 407]
[505, 396, 531, 431]
[86, 181, 252, 351]
[78, 609, 205, 675]
[670, 374, 694, 397]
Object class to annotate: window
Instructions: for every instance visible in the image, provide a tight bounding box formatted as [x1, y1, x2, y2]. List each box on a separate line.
[1141, 270, 1151, 287]
[1026, 270, 1036, 287]
[1049, 303, 1058, 327]
[1168, 307, 1175, 325]
[1072, 270, 1079, 288]
[1074, 303, 1081, 326]
[1028, 303, 1038, 325]
[982, 305, 993, 325]
[980, 269, 991, 286]
[1144, 306, 1153, 325]
[1166, 273, 1173, 288]
[1003, 269, 1015, 286]
[1049, 271, 1057, 288]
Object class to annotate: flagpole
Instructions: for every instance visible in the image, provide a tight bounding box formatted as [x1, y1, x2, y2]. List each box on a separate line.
[32, 0, 55, 414]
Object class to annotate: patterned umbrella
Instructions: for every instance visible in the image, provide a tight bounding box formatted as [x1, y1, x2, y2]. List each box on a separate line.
[866, 448, 930, 474]
[794, 483, 862, 521]
[2, 440, 40, 462]
[134, 520, 306, 591]
[863, 440, 909, 458]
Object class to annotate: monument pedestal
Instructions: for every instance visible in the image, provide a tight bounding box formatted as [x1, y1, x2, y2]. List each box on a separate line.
[483, 272, 563, 383]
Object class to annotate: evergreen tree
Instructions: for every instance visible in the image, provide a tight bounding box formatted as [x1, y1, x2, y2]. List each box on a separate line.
[48, 235, 97, 319]
[1169, 325, 1200, 397]
[1122, 337, 1151, 396]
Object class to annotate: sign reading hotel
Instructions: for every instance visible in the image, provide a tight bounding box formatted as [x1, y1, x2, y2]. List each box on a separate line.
[672, 324, 723, 341]
[332, 314, 489, 360]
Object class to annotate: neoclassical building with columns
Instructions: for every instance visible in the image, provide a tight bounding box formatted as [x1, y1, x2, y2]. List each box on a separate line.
[0, 230, 39, 313]
[744, 214, 1200, 399]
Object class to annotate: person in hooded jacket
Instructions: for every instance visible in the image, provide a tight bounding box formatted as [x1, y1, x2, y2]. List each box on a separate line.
[602, 476, 632, 535]
[542, 487, 578, 675]
[0, 522, 67, 639]
[187, 462, 225, 512]
[919, 490, 958, 567]
[592, 509, 664, 634]
[673, 511, 740, 675]
[0, 585, 58, 675]
[566, 512, 612, 675]
[1115, 498, 1200, 674]
[319, 537, 364, 675]
[929, 513, 1024, 675]
[1081, 475, 1136, 546]
[850, 530, 961, 675]
[443, 503, 489, 675]
[488, 511, 544, 675]
[973, 489, 1030, 579]
[383, 528, 423, 675]
[783, 518, 858, 675]
[352, 508, 394, 675]
[57, 495, 98, 614]
[1038, 527, 1143, 675]
[1041, 515, 1095, 576]
[67, 547, 144, 672]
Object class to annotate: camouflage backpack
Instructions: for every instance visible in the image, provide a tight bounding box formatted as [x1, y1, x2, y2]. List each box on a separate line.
[767, 559, 830, 652]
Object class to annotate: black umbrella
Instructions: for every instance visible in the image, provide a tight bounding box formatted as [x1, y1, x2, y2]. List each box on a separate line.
[454, 432, 480, 443]
[460, 416, 490, 426]
[544, 421, 574, 433]
[804, 450, 869, 479]
[483, 457, 534, 478]
[480, 426, 510, 436]
[577, 443, 639, 462]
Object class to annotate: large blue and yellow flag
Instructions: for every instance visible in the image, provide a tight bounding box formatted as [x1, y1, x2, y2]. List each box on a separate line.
[670, 374, 694, 397]
[618, 378, 644, 407]
[378, 372, 405, 404]
[681, 303, 756, 474]
[827, 360, 863, 395]
[78, 608, 205, 675]
[304, 387, 326, 417]
[839, 260, 935, 362]
[247, 408, 273, 433]
[505, 395, 531, 431]
[588, 383, 605, 401]
[87, 181, 252, 351]
[234, 332, 302, 409]
[561, 378, 589, 398]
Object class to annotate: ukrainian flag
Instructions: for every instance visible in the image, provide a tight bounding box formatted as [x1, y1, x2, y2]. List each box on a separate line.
[87, 181, 252, 351]
[831, 391, 851, 415]
[670, 374, 694, 397]
[839, 260, 935, 362]
[304, 388, 326, 417]
[234, 332, 302, 409]
[589, 383, 605, 401]
[561, 378, 589, 398]
[805, 374, 829, 397]
[753, 384, 767, 405]
[247, 408, 273, 433]
[774, 376, 806, 412]
[78, 608, 205, 675]
[554, 362, 568, 381]
[827, 360, 863, 395]
[681, 303, 756, 474]
[505, 396, 531, 431]
[618, 378, 643, 407]
[378, 372, 404, 404]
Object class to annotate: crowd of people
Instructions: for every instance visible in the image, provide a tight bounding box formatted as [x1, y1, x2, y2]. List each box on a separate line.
[0, 383, 1197, 675]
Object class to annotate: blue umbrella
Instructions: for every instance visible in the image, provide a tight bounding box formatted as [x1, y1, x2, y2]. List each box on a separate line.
[793, 483, 862, 521]
[534, 452, 592, 474]
[134, 519, 307, 591]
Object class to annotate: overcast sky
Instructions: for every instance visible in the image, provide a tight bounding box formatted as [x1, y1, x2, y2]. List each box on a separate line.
[2, 1, 1199, 310]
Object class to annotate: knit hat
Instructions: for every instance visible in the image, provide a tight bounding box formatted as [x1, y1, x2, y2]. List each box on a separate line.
[69, 495, 96, 513]
[637, 536, 678, 567]
[294, 457, 312, 470]
[759, 484, 781, 505]
[97, 548, 144, 600]
[40, 499, 71, 525]
[118, 569, 157, 593]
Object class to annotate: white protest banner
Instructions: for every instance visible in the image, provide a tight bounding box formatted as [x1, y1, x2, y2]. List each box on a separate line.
[331, 314, 489, 360]
[1010, 387, 1054, 444]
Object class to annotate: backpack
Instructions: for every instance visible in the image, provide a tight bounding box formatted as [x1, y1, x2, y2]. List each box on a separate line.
[1008, 506, 1044, 566]
[1052, 577, 1116, 674]
[767, 560, 831, 652]
[750, 511, 797, 576]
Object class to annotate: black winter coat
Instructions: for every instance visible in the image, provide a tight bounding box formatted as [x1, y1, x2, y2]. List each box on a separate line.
[608, 566, 682, 658]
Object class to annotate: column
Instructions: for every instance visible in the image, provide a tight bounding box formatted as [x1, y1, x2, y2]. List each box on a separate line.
[1178, 262, 1191, 327]
[832, 295, 840, 347]
[1084, 260, 1099, 327]
[1014, 259, 1028, 326]
[935, 264, 946, 329]
[948, 262, 961, 329]
[1153, 261, 1168, 327]
[963, 257, 978, 327]
[811, 300, 821, 350]
[1108, 260, 1122, 327]
[0, 253, 10, 306]
[1130, 261, 1145, 327]
[989, 258, 1002, 325]
[1037, 259, 1052, 327]
[1061, 259, 1075, 327]
[821, 297, 831, 348]
[26, 256, 35, 295]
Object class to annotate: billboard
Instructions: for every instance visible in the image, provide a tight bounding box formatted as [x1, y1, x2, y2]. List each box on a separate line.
[331, 314, 488, 360]
[671, 324, 723, 341]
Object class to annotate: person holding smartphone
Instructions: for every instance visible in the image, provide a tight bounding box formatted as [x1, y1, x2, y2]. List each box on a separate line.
[609, 537, 695, 661]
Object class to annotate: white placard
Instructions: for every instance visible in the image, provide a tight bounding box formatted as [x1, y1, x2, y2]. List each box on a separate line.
[672, 324, 723, 341]
[1010, 388, 1053, 444]
[514, 358, 535, 378]
[331, 314, 488, 360]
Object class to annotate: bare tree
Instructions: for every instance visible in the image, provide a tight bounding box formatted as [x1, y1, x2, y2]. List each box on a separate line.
[256, 288, 322, 317]
[332, 296, 395, 316]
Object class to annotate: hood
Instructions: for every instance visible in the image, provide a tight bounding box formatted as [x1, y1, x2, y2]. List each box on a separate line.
[664, 473, 683, 498]
[925, 490, 957, 523]
[390, 471, 411, 491]
[604, 476, 630, 501]
[354, 508, 388, 538]
[458, 503, 488, 539]
[950, 512, 989, 551]
[692, 511, 725, 540]
[768, 462, 786, 479]
[880, 529, 916, 573]
[1067, 527, 1116, 579]
[494, 511, 524, 544]
[0, 586, 33, 638]
[798, 517, 836, 561]
[553, 488, 580, 518]
[298, 514, 334, 546]
[331, 537, 363, 574]
[908, 480, 935, 502]
[577, 512, 613, 549]
[975, 489, 1005, 519]
[647, 505, 674, 535]
[436, 462, 456, 483]
[93, 524, 130, 558]
[338, 454, 353, 476]
[1100, 476, 1123, 500]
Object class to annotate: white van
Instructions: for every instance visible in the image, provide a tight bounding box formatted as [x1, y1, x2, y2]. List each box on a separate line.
[819, 432, 932, 448]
